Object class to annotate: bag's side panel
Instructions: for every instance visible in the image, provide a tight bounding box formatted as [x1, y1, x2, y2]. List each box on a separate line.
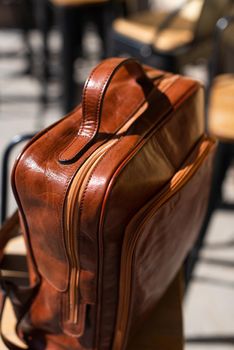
[101, 89, 205, 350]
[78, 83, 204, 349]
[124, 144, 215, 350]
[126, 269, 184, 350]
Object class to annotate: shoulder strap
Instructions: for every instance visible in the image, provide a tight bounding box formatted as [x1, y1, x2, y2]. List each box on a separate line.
[0, 212, 29, 350]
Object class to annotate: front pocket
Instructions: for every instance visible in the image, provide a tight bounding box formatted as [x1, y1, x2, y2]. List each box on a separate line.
[112, 137, 216, 350]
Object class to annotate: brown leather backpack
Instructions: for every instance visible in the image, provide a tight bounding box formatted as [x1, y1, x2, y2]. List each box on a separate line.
[0, 58, 215, 350]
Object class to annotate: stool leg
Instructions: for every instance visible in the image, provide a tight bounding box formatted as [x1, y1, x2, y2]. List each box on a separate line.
[34, 0, 51, 106]
[58, 7, 82, 113]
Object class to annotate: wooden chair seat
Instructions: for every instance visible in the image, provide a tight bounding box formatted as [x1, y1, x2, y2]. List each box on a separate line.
[208, 74, 234, 141]
[113, 0, 203, 52]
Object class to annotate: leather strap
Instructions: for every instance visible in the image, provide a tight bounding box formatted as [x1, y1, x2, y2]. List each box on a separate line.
[0, 212, 29, 350]
[59, 57, 154, 164]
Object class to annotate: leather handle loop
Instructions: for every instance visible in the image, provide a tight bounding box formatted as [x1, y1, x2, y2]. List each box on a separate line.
[59, 57, 154, 164]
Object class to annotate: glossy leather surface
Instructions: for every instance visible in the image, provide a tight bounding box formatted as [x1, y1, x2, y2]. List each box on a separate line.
[11, 58, 215, 349]
[121, 139, 215, 350]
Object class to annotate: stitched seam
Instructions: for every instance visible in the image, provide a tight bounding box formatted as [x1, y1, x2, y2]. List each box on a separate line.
[60, 61, 118, 161]
[81, 58, 118, 137]
[60, 165, 77, 286]
[78, 138, 122, 238]
[83, 63, 120, 136]
[155, 134, 176, 171]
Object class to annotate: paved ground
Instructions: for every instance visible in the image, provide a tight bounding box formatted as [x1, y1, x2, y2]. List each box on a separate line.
[0, 27, 234, 350]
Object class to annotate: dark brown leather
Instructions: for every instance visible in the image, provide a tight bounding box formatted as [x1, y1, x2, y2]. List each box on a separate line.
[126, 269, 184, 350]
[1, 58, 216, 349]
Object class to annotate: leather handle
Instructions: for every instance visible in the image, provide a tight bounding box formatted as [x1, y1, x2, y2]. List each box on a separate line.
[59, 57, 154, 164]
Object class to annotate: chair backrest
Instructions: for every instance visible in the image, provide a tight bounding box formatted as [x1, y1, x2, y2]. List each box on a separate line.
[211, 16, 234, 79]
[121, 0, 150, 14]
[194, 0, 232, 40]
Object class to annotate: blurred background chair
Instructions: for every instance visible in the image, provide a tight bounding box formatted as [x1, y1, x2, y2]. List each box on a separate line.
[110, 0, 232, 73]
[51, 0, 112, 113]
[185, 14, 234, 286]
[0, 0, 35, 75]
[206, 14, 234, 223]
[36, 0, 151, 113]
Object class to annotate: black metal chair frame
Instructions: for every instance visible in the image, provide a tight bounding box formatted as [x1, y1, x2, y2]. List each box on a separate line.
[109, 0, 206, 73]
[184, 15, 234, 288]
[0, 133, 34, 225]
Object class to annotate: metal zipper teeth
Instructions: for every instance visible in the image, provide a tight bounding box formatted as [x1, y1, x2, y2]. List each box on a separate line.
[65, 139, 118, 324]
[113, 139, 213, 349]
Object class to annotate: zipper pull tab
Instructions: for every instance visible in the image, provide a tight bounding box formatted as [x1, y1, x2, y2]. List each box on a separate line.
[61, 269, 96, 337]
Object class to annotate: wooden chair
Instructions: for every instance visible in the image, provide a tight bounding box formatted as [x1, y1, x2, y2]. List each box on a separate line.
[110, 0, 232, 73]
[205, 14, 234, 214]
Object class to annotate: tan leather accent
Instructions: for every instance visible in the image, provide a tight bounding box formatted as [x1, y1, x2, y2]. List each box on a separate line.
[208, 74, 234, 141]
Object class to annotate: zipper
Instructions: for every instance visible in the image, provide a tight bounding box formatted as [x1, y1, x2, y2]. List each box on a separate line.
[63, 89, 157, 325]
[64, 139, 118, 324]
[112, 138, 214, 350]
